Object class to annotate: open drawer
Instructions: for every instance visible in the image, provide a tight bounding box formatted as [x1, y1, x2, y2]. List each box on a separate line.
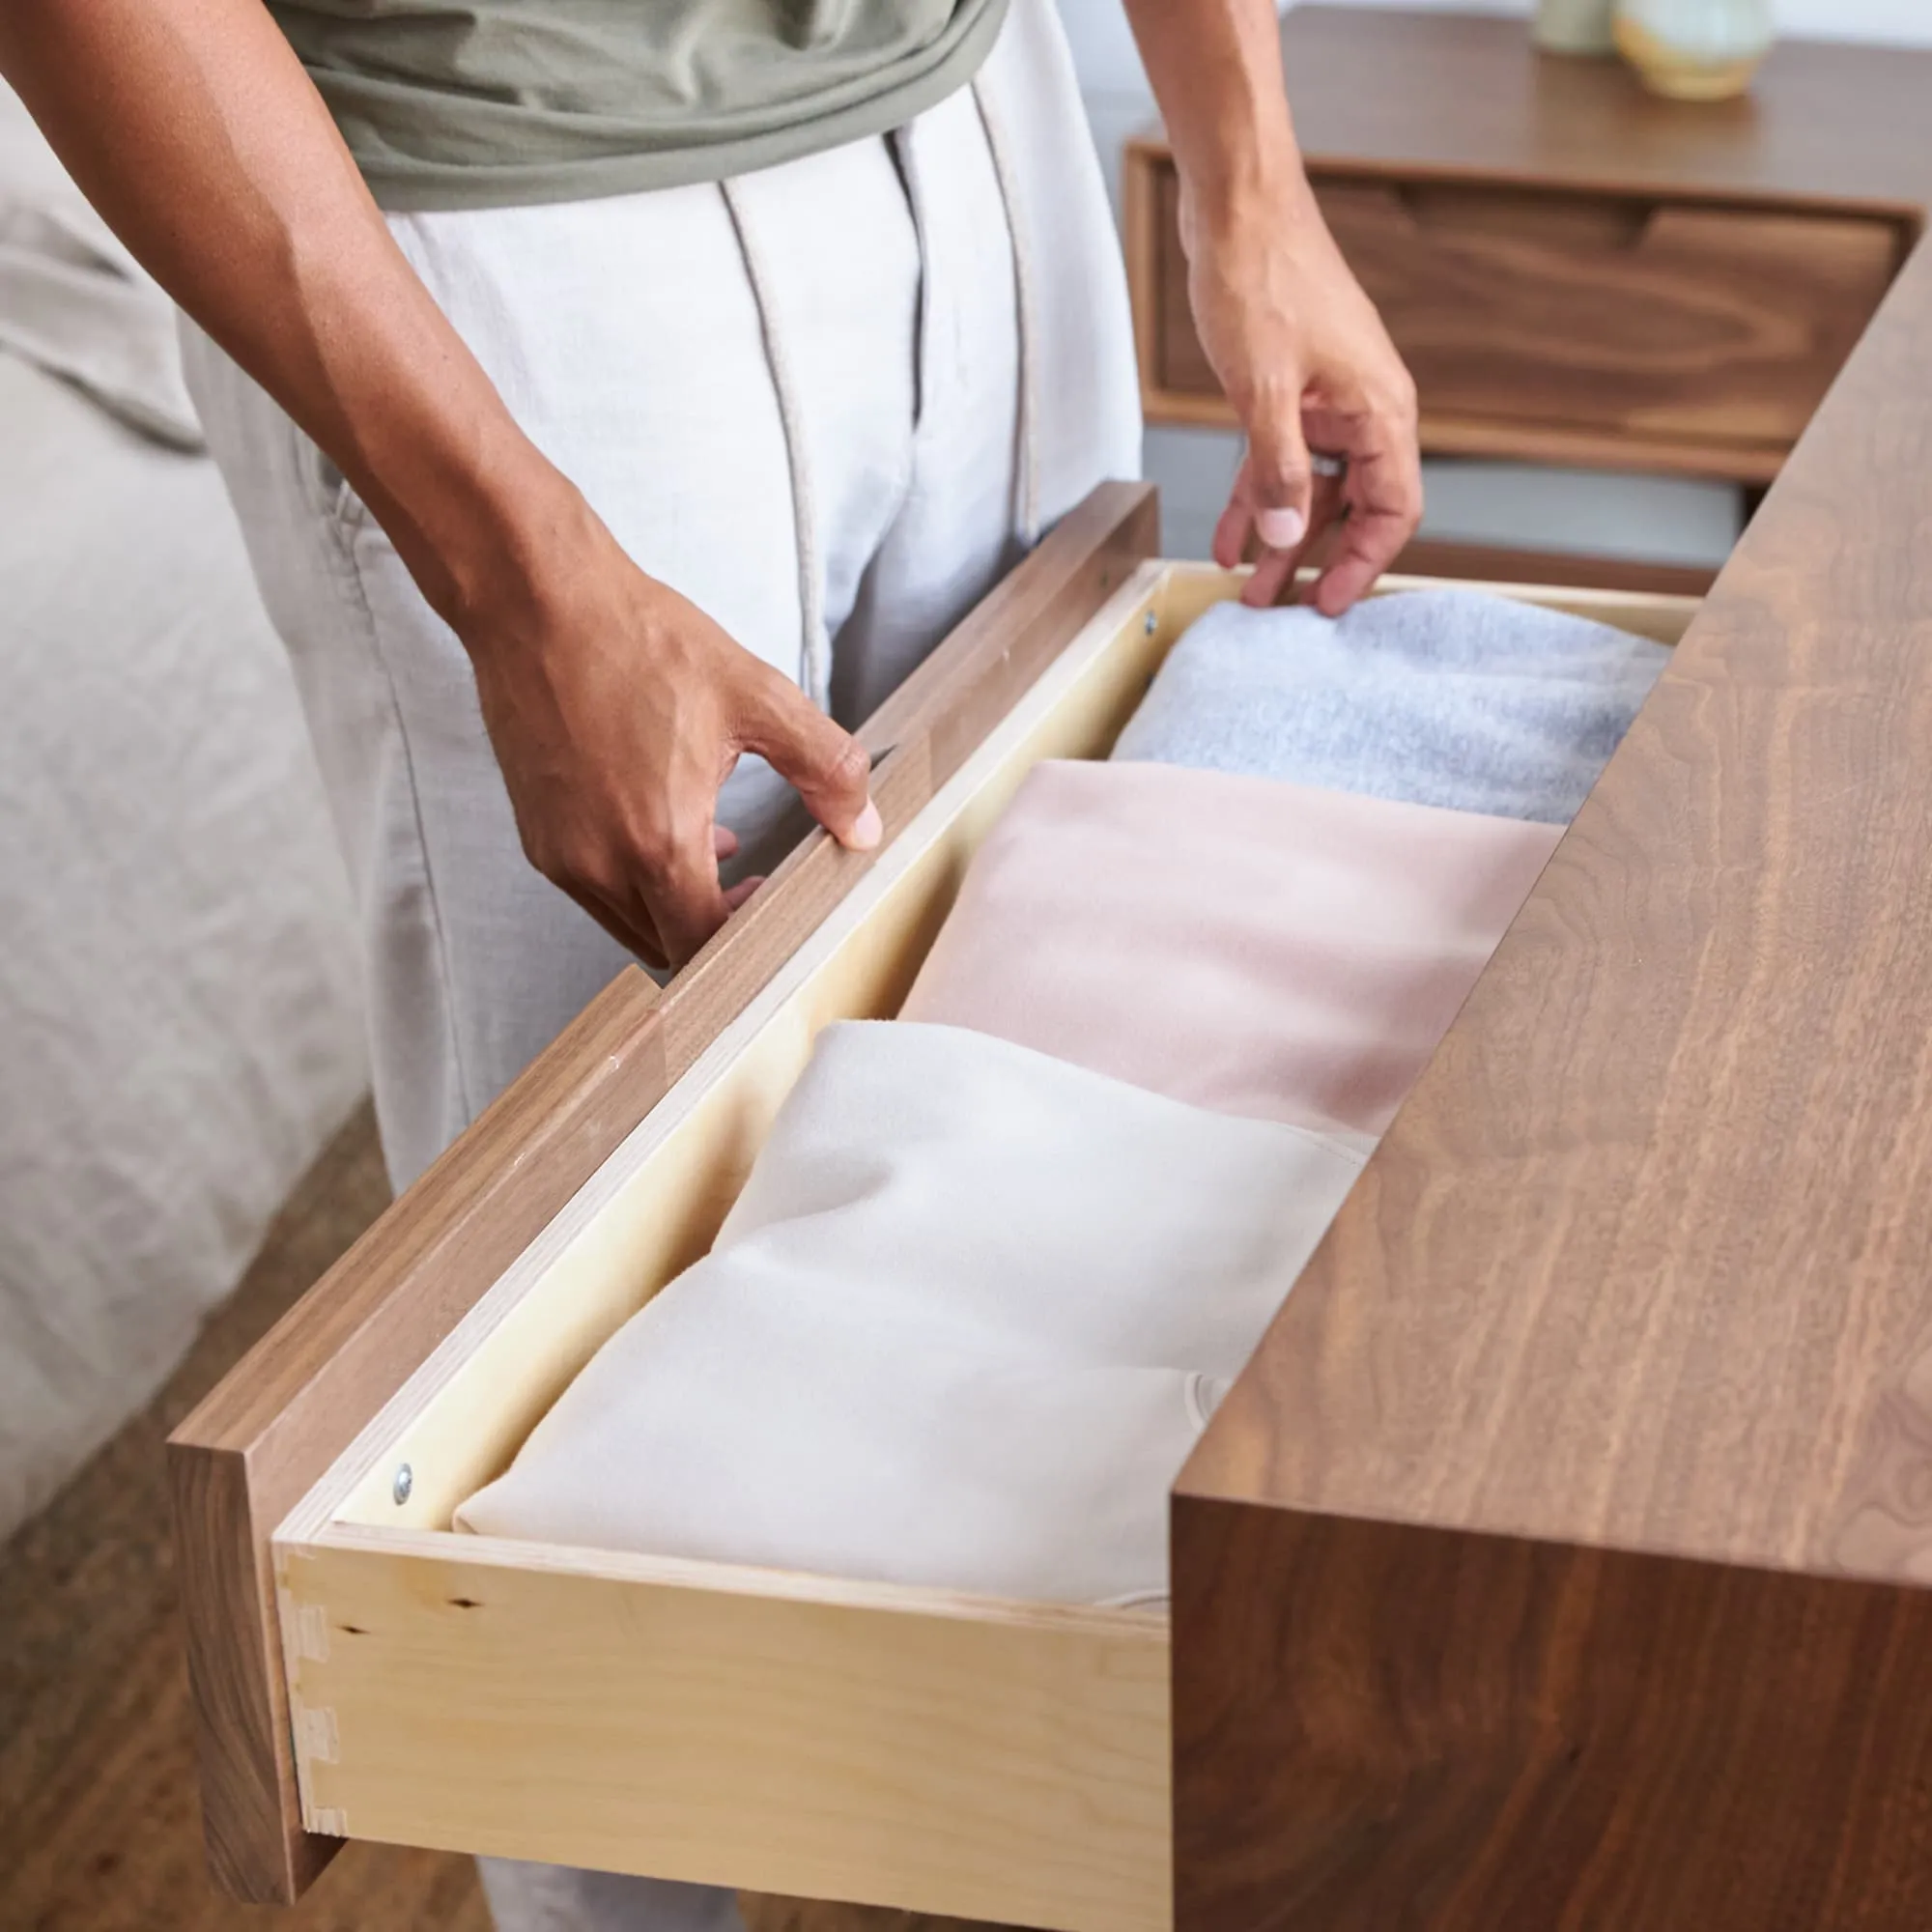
[170, 488, 1699, 1924]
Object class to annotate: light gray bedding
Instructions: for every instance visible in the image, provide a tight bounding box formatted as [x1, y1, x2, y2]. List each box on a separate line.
[0, 83, 366, 1537]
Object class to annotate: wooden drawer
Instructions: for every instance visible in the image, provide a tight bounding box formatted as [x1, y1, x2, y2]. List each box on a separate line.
[168, 485, 1698, 1921]
[1126, 144, 1910, 483]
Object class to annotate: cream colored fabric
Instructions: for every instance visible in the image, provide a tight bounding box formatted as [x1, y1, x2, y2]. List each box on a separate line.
[902, 759, 1563, 1137]
[458, 1021, 1365, 1605]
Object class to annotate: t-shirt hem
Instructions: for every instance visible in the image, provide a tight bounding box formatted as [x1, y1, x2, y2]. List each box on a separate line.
[353, 0, 1009, 213]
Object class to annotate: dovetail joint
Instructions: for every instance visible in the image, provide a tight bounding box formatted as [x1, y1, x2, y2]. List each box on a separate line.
[293, 1696, 340, 1767]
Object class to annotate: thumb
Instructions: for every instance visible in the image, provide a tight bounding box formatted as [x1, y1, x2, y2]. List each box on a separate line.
[1245, 403, 1315, 554]
[741, 670, 882, 853]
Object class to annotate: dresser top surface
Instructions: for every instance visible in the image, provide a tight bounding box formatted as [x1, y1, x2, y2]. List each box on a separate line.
[1158, 8, 1932, 213]
[1184, 200, 1932, 1586]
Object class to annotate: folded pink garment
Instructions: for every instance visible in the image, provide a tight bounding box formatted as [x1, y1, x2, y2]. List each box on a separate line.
[899, 759, 1562, 1136]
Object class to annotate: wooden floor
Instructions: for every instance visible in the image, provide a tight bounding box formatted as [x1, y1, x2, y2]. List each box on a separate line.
[0, 1103, 1012, 1932]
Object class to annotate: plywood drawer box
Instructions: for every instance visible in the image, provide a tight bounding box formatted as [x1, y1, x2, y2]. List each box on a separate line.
[169, 486, 1698, 1922]
[1125, 144, 1912, 484]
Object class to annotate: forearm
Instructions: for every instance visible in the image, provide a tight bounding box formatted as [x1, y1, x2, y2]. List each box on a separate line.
[1118, 0, 1421, 611]
[2, 0, 879, 964]
[0, 0, 565, 623]
[1119, 0, 1313, 241]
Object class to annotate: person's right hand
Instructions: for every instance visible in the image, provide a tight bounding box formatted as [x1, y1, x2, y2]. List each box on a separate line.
[457, 484, 881, 970]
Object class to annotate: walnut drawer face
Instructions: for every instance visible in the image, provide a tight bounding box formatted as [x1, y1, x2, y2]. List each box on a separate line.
[1139, 156, 1910, 481]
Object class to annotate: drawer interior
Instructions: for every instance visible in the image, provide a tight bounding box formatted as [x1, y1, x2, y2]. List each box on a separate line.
[271, 565, 1700, 1928]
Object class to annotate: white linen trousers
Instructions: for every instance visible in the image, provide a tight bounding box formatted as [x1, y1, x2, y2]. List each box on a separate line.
[182, 0, 1138, 1199]
[180, 0, 1138, 1924]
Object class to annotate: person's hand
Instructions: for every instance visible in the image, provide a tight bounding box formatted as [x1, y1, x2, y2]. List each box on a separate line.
[457, 484, 880, 970]
[1180, 180, 1423, 613]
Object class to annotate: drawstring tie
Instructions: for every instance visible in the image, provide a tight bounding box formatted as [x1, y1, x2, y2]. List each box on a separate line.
[970, 75, 1041, 549]
[720, 176, 829, 708]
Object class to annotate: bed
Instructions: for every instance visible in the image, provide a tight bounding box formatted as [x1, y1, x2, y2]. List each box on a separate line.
[0, 80, 367, 1541]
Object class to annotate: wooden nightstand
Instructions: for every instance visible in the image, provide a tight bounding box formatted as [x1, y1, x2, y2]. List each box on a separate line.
[1123, 9, 1932, 586]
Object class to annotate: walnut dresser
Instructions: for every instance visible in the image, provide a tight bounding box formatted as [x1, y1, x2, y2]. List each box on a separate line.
[1125, 7, 1932, 593]
[171, 63, 1932, 1931]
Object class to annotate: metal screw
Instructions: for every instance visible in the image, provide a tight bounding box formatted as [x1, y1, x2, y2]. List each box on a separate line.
[1143, 611, 1157, 637]
[392, 1462, 413, 1506]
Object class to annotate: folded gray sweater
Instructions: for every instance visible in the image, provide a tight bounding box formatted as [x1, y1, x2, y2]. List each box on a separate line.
[1112, 588, 1670, 824]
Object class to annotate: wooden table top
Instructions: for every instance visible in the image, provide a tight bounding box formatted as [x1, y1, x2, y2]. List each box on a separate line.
[1273, 6, 1932, 214]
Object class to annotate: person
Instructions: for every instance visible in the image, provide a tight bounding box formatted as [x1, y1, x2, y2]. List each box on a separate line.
[1, 0, 1419, 1922]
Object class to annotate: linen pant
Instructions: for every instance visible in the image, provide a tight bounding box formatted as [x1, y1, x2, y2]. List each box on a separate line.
[180, 0, 1137, 1922]
[181, 0, 1138, 1200]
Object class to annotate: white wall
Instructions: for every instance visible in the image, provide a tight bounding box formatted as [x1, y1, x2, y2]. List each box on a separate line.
[1058, 0, 1932, 86]
[1058, 0, 1926, 563]
[1264, 0, 1932, 45]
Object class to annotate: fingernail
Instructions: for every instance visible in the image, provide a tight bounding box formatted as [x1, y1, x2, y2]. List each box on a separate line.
[1257, 507, 1308, 551]
[848, 800, 883, 851]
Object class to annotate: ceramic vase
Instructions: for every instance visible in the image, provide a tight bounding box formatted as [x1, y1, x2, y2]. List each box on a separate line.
[1535, 0, 1618, 56]
[1614, 0, 1775, 99]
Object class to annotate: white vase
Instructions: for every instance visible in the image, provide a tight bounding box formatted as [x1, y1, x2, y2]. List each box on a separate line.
[1535, 0, 1618, 55]
[1614, 0, 1775, 99]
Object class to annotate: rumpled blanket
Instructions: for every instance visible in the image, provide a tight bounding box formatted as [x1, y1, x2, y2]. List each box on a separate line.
[0, 191, 202, 447]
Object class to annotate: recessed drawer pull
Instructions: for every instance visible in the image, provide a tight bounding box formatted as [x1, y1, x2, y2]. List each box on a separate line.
[1132, 147, 1909, 480]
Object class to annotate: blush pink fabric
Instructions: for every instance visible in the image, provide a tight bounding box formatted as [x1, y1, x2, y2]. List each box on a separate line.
[898, 759, 1563, 1136]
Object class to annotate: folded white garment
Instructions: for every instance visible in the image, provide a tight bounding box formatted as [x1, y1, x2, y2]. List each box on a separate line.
[457, 1021, 1367, 1604]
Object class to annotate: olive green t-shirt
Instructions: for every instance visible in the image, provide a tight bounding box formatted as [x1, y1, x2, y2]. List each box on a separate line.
[271, 0, 1011, 212]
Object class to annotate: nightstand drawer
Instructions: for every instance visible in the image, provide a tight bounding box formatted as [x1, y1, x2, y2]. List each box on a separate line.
[1129, 148, 1909, 483]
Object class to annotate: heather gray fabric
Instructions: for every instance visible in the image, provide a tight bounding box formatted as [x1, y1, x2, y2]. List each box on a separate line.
[270, 0, 1010, 211]
[1113, 588, 1670, 825]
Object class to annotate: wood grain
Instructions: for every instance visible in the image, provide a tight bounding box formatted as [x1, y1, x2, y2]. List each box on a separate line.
[257, 564, 1677, 1928]
[1142, 153, 1905, 481]
[269, 558, 1184, 1929]
[1276, 7, 1932, 213]
[282, 1529, 1168, 1931]
[1172, 191, 1932, 1929]
[165, 480, 1157, 1905]
[1386, 539, 1716, 599]
[1173, 1504, 1932, 1932]
[1318, 183, 1895, 460]
[1129, 9, 1932, 486]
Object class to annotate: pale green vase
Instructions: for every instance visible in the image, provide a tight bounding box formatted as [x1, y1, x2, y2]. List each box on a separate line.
[1614, 0, 1775, 99]
[1535, 0, 1618, 56]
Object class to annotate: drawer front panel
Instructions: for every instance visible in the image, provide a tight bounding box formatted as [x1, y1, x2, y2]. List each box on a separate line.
[279, 1535, 1171, 1932]
[1147, 160, 1906, 477]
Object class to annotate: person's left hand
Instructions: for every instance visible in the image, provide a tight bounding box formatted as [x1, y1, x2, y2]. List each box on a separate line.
[1179, 177, 1423, 613]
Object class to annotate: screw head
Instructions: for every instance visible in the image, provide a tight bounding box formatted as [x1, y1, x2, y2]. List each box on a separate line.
[392, 1463, 413, 1506]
